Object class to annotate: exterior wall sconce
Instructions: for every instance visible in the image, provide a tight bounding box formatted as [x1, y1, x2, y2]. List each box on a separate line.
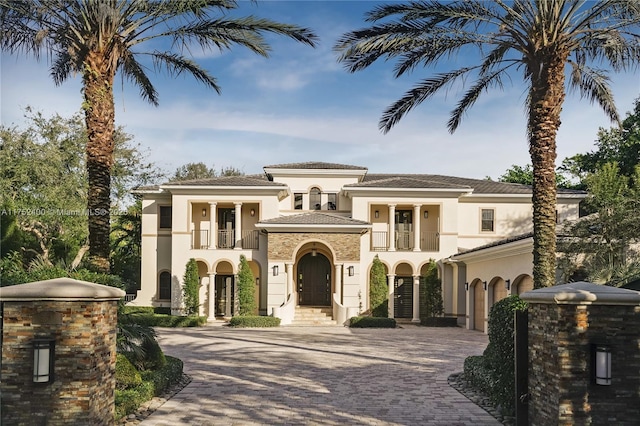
[312, 248, 317, 257]
[505, 279, 511, 291]
[250, 208, 255, 217]
[272, 265, 279, 276]
[202, 208, 207, 217]
[465, 282, 469, 291]
[255, 277, 260, 287]
[33, 338, 55, 383]
[374, 210, 379, 218]
[483, 281, 487, 291]
[594, 344, 612, 385]
[347, 266, 355, 276]
[424, 211, 428, 219]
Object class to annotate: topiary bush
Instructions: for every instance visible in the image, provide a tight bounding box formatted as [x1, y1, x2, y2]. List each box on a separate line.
[419, 259, 444, 323]
[228, 315, 280, 327]
[463, 355, 493, 395]
[237, 255, 257, 315]
[182, 258, 200, 315]
[369, 255, 388, 317]
[349, 316, 396, 328]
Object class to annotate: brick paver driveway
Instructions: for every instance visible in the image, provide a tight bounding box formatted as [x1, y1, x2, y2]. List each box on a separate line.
[140, 325, 499, 426]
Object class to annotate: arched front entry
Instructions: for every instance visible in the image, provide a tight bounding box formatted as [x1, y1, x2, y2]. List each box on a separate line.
[297, 253, 331, 306]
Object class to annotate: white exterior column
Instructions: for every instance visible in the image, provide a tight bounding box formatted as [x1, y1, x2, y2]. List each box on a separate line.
[209, 202, 217, 249]
[387, 274, 395, 318]
[208, 273, 216, 320]
[234, 202, 242, 249]
[225, 276, 232, 317]
[412, 275, 420, 323]
[388, 204, 396, 252]
[413, 204, 421, 252]
[334, 264, 343, 303]
[286, 262, 295, 303]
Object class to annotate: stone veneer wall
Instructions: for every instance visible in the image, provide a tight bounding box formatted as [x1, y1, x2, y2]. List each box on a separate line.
[1, 300, 119, 426]
[268, 232, 360, 261]
[527, 302, 640, 426]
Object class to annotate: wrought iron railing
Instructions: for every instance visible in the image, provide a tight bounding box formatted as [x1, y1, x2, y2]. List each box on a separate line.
[217, 230, 235, 249]
[242, 230, 259, 249]
[191, 229, 209, 249]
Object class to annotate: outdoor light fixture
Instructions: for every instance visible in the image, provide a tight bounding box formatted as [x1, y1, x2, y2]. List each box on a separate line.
[250, 208, 255, 217]
[348, 266, 355, 276]
[202, 208, 207, 217]
[505, 279, 511, 291]
[312, 247, 317, 257]
[483, 281, 487, 291]
[424, 211, 428, 219]
[33, 338, 55, 383]
[465, 282, 469, 291]
[374, 210, 379, 218]
[594, 344, 612, 385]
[272, 265, 279, 276]
[255, 277, 260, 287]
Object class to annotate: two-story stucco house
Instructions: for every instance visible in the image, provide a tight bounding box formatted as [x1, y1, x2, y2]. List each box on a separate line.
[132, 162, 585, 331]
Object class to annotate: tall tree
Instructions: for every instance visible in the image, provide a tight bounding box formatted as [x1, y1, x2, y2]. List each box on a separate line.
[171, 162, 244, 182]
[1, 0, 317, 272]
[497, 164, 573, 188]
[335, 1, 640, 288]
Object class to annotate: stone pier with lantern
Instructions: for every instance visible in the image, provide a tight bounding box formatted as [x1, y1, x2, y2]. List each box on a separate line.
[0, 278, 124, 425]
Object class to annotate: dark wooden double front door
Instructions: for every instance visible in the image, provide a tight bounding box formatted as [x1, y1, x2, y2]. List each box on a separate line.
[297, 253, 331, 306]
[394, 276, 413, 318]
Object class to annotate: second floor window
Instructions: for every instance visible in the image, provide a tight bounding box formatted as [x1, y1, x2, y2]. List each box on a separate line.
[309, 187, 321, 210]
[481, 209, 495, 232]
[159, 206, 172, 229]
[327, 193, 337, 210]
[294, 193, 303, 210]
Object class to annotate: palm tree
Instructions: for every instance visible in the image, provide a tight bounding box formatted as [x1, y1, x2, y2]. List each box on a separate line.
[1, 0, 317, 272]
[335, 0, 640, 288]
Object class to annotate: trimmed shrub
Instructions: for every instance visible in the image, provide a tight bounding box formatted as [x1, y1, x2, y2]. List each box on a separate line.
[182, 258, 200, 316]
[349, 316, 396, 328]
[237, 255, 257, 315]
[463, 355, 493, 395]
[419, 259, 443, 322]
[228, 315, 280, 328]
[125, 312, 207, 327]
[140, 356, 184, 397]
[154, 307, 171, 315]
[421, 317, 458, 327]
[369, 255, 388, 317]
[115, 354, 142, 390]
[138, 338, 167, 371]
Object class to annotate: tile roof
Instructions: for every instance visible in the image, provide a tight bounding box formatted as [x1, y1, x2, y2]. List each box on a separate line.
[259, 212, 370, 226]
[345, 176, 471, 190]
[454, 232, 534, 256]
[263, 162, 368, 171]
[163, 174, 284, 187]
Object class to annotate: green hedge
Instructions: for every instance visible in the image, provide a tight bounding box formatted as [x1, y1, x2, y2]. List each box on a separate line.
[122, 312, 207, 327]
[349, 316, 397, 328]
[228, 315, 281, 327]
[115, 356, 184, 420]
[115, 354, 142, 390]
[463, 355, 493, 395]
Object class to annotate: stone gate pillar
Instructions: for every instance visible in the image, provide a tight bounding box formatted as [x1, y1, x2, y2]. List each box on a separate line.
[1, 278, 125, 425]
[520, 282, 640, 426]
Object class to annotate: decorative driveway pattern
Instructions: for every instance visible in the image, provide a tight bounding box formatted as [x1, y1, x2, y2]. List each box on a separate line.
[140, 325, 500, 426]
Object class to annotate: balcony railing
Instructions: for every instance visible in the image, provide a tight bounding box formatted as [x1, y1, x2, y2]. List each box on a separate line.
[218, 230, 235, 249]
[242, 230, 259, 250]
[370, 231, 440, 252]
[191, 229, 209, 249]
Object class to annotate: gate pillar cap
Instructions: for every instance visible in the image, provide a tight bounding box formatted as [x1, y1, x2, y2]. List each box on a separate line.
[520, 281, 640, 306]
[0, 277, 126, 301]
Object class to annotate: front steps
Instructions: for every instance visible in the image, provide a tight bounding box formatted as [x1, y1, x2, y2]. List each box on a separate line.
[289, 306, 337, 326]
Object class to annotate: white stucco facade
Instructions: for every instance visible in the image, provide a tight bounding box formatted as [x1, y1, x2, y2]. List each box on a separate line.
[133, 162, 584, 331]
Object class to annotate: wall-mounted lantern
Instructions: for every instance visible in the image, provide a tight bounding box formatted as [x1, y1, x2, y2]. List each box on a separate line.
[347, 266, 355, 276]
[374, 210, 379, 218]
[250, 208, 255, 217]
[483, 281, 487, 291]
[202, 208, 207, 217]
[255, 277, 260, 287]
[465, 282, 469, 291]
[33, 338, 55, 383]
[594, 344, 612, 386]
[272, 265, 279, 276]
[424, 211, 428, 219]
[505, 279, 511, 291]
[311, 248, 317, 257]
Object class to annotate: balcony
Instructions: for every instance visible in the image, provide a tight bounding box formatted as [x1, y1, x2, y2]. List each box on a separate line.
[370, 231, 439, 252]
[191, 229, 259, 250]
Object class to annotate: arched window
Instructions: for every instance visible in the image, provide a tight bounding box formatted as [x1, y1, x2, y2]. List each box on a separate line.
[309, 187, 321, 210]
[159, 271, 171, 300]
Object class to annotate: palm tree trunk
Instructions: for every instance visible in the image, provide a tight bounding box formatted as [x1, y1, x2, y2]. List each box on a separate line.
[83, 53, 116, 273]
[528, 54, 567, 288]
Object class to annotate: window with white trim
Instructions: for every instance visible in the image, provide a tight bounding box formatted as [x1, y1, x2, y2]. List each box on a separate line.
[481, 209, 495, 232]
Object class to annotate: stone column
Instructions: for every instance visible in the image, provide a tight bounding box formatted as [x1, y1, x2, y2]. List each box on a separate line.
[209, 202, 217, 248]
[387, 274, 395, 318]
[520, 282, 640, 426]
[388, 204, 396, 251]
[413, 204, 421, 251]
[208, 272, 216, 320]
[234, 202, 242, 249]
[0, 278, 124, 426]
[412, 275, 420, 322]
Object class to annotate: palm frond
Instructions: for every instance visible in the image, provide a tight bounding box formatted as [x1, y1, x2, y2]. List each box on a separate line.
[149, 51, 220, 94]
[119, 50, 161, 105]
[567, 61, 619, 123]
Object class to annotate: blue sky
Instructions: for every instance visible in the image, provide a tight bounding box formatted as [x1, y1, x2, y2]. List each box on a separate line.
[1, 1, 639, 181]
